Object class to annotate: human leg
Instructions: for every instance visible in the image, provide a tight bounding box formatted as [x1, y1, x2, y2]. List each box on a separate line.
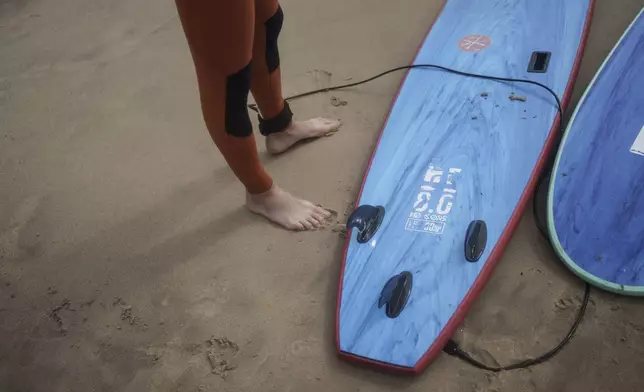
[174, 0, 331, 230]
[251, 0, 341, 155]
[175, 0, 272, 194]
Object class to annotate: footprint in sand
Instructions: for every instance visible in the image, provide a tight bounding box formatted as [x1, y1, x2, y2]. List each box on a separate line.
[306, 69, 333, 89]
[288, 338, 319, 358]
[203, 336, 239, 380]
[0, 194, 45, 261]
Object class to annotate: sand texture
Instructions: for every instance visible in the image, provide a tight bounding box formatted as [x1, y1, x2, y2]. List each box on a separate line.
[1, 0, 644, 391]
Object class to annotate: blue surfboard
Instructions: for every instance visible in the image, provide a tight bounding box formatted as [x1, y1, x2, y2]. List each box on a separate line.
[336, 0, 594, 374]
[548, 8, 644, 296]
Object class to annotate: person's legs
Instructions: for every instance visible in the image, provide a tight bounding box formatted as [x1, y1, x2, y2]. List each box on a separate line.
[175, 0, 271, 194]
[250, 0, 341, 155]
[174, 0, 330, 230]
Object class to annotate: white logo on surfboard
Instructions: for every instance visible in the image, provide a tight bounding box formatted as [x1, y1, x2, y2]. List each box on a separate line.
[630, 125, 644, 156]
[405, 165, 462, 235]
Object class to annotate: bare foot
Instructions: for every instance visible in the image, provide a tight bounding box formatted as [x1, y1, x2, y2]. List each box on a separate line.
[265, 118, 340, 155]
[245, 184, 332, 231]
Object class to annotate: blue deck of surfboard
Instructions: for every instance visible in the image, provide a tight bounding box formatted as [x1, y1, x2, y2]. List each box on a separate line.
[338, 0, 592, 368]
[549, 9, 644, 295]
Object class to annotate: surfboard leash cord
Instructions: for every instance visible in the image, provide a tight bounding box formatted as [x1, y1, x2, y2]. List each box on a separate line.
[247, 63, 564, 128]
[443, 282, 590, 372]
[249, 63, 591, 372]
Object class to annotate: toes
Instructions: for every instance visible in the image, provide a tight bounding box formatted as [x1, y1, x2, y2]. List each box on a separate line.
[308, 118, 340, 130]
[324, 129, 339, 137]
[315, 118, 340, 130]
[288, 220, 306, 231]
[300, 219, 316, 231]
[306, 217, 322, 230]
[312, 212, 328, 225]
[324, 119, 341, 127]
[314, 206, 332, 218]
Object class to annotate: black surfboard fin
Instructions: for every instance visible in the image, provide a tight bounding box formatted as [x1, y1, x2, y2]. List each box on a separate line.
[378, 271, 413, 318]
[465, 220, 487, 262]
[346, 205, 385, 243]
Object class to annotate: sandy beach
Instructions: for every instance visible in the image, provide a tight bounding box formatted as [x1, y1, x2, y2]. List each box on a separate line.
[2, 0, 644, 391]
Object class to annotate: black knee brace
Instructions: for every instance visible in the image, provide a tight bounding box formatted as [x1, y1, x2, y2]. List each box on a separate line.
[264, 5, 284, 73]
[225, 61, 253, 137]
